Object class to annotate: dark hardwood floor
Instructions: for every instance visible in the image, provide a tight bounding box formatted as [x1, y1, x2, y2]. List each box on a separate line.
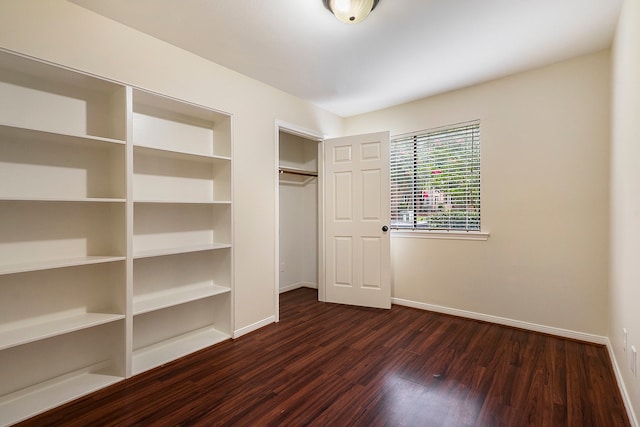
[18, 288, 630, 426]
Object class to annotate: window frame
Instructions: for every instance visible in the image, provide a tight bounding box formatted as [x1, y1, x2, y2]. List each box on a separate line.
[389, 120, 488, 240]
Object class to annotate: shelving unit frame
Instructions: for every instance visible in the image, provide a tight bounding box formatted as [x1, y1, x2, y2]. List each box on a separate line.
[0, 49, 233, 426]
[129, 87, 233, 375]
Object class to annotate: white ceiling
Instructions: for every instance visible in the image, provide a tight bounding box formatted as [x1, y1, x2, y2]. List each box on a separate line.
[70, 0, 622, 117]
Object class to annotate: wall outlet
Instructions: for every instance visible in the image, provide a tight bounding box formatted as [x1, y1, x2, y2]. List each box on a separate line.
[280, 262, 286, 272]
[632, 346, 637, 377]
[624, 328, 628, 352]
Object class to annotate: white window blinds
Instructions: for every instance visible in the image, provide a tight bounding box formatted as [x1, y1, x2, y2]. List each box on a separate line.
[390, 121, 481, 231]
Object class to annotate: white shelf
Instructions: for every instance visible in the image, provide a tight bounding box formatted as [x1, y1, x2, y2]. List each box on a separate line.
[279, 166, 318, 177]
[134, 144, 231, 162]
[0, 313, 125, 351]
[0, 256, 126, 276]
[133, 199, 231, 205]
[0, 197, 125, 203]
[0, 122, 126, 146]
[279, 167, 318, 186]
[0, 365, 122, 427]
[132, 326, 230, 374]
[133, 244, 231, 259]
[133, 282, 230, 315]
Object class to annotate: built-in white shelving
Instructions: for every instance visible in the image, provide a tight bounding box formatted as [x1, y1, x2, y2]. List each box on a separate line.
[133, 282, 230, 315]
[133, 200, 231, 205]
[0, 313, 125, 351]
[0, 122, 126, 146]
[0, 197, 126, 203]
[0, 50, 232, 425]
[0, 320, 125, 426]
[133, 143, 230, 162]
[132, 325, 229, 375]
[130, 88, 232, 374]
[133, 243, 232, 259]
[0, 255, 126, 276]
[0, 363, 122, 426]
[133, 148, 230, 203]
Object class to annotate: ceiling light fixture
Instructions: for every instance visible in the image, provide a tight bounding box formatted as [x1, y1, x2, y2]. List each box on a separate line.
[323, 0, 380, 24]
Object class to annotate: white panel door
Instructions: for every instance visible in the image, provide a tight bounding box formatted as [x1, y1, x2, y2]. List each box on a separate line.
[324, 132, 390, 309]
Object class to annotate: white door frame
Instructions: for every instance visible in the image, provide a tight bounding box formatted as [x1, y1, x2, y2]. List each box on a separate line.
[274, 120, 325, 322]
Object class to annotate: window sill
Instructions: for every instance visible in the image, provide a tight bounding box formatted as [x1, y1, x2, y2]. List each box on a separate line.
[391, 230, 490, 241]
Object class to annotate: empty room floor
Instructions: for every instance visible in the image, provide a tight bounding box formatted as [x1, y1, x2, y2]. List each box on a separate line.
[17, 287, 630, 426]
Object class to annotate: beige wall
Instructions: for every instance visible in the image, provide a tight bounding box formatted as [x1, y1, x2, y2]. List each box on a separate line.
[346, 51, 611, 336]
[0, 1, 611, 336]
[2, 5, 635, 417]
[279, 180, 318, 290]
[0, 0, 344, 331]
[611, 0, 640, 419]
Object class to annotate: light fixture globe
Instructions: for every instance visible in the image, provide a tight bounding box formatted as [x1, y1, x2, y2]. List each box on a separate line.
[323, 0, 380, 24]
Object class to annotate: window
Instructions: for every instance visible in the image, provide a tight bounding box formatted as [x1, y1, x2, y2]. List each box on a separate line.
[390, 121, 480, 231]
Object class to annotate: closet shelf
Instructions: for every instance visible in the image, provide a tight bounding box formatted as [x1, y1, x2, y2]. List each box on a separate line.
[0, 313, 125, 351]
[278, 166, 318, 177]
[133, 244, 231, 259]
[0, 256, 126, 276]
[132, 326, 230, 375]
[0, 364, 122, 427]
[133, 282, 231, 315]
[134, 144, 231, 163]
[0, 122, 126, 146]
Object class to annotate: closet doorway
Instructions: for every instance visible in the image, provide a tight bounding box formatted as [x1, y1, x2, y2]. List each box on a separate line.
[275, 123, 324, 322]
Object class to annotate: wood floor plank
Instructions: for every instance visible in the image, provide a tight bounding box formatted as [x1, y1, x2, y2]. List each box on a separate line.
[15, 288, 630, 427]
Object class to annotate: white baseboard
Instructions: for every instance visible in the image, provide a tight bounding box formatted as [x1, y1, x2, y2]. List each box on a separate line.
[279, 282, 318, 294]
[605, 338, 639, 427]
[235, 283, 317, 337]
[233, 315, 275, 339]
[391, 297, 608, 344]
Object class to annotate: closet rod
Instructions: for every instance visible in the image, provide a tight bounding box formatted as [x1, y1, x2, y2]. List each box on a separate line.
[279, 167, 318, 177]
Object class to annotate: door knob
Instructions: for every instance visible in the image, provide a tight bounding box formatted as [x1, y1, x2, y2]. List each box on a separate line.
[382, 225, 388, 232]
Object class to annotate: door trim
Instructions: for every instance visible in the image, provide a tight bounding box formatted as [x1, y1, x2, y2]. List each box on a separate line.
[274, 120, 325, 322]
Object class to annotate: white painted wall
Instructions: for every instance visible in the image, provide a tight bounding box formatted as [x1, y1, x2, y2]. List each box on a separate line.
[279, 180, 318, 291]
[302, 180, 319, 285]
[0, 0, 344, 332]
[346, 51, 611, 336]
[610, 0, 640, 421]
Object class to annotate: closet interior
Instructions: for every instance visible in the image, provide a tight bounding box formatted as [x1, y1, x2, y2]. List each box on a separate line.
[278, 131, 319, 294]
